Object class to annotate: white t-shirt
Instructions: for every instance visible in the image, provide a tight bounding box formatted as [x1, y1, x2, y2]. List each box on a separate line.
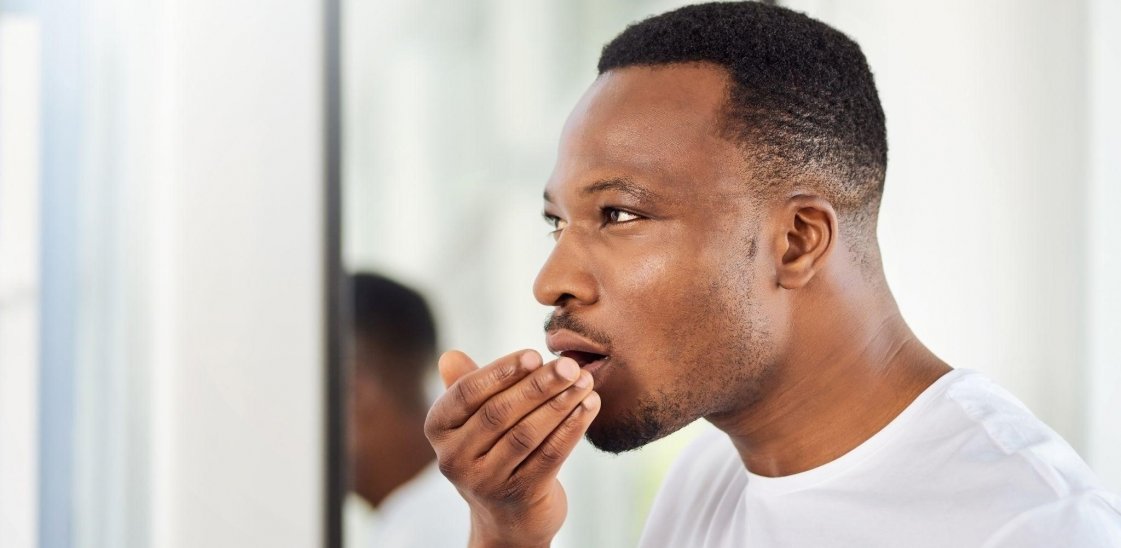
[638, 369, 1121, 547]
[344, 461, 471, 548]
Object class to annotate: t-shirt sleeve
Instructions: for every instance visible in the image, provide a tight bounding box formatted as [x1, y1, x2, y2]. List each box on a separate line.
[983, 491, 1121, 547]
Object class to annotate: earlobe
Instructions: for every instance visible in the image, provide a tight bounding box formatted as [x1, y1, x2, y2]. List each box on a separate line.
[774, 196, 837, 290]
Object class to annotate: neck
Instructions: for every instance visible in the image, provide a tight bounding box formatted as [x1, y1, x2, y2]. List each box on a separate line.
[353, 405, 435, 509]
[709, 272, 950, 477]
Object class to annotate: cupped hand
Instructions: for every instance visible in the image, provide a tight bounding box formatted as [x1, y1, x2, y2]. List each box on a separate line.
[424, 349, 601, 548]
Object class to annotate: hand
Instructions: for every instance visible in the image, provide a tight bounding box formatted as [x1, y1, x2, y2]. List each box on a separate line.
[424, 349, 601, 548]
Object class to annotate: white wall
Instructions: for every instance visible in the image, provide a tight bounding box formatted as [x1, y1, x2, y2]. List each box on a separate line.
[784, 0, 1119, 489]
[150, 1, 325, 546]
[29, 0, 326, 546]
[0, 14, 41, 548]
[1085, 0, 1121, 491]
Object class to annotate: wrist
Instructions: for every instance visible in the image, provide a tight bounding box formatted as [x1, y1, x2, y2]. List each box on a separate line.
[468, 511, 554, 548]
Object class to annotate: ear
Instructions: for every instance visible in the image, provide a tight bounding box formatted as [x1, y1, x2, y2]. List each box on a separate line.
[772, 195, 837, 290]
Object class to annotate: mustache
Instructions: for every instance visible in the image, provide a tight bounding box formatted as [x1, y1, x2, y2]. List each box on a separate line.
[543, 312, 613, 348]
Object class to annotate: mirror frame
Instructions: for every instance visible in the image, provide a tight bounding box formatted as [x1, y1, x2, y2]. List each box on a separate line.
[323, 0, 345, 545]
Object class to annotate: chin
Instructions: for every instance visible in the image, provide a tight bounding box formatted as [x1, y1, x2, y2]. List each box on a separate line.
[584, 403, 683, 454]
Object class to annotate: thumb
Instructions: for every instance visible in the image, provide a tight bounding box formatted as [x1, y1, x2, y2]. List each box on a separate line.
[438, 350, 478, 389]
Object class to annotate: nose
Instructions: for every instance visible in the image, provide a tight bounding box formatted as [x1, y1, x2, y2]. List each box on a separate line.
[533, 234, 598, 308]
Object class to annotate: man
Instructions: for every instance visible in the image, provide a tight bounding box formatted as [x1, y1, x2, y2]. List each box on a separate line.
[345, 273, 468, 547]
[424, 2, 1121, 546]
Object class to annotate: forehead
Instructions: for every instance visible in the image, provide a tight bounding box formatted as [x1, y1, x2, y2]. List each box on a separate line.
[546, 64, 749, 203]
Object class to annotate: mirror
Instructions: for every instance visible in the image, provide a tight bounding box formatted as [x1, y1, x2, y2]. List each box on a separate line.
[330, 0, 1121, 546]
[338, 1, 708, 546]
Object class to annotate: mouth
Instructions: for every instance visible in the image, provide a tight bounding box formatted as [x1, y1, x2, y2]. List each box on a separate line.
[546, 329, 612, 376]
[559, 350, 610, 373]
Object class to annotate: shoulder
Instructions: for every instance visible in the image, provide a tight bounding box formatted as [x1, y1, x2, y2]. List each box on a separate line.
[917, 371, 1121, 536]
[982, 490, 1121, 547]
[936, 372, 1104, 497]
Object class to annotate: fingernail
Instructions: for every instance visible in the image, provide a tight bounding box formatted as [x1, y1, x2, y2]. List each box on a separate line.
[574, 370, 592, 389]
[557, 358, 579, 381]
[520, 351, 542, 371]
[581, 391, 601, 411]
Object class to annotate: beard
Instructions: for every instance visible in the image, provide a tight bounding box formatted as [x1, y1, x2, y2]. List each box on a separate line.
[584, 389, 689, 453]
[584, 352, 774, 454]
[578, 309, 780, 454]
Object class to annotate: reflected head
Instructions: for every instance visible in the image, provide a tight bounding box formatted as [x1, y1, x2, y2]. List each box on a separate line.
[350, 272, 437, 409]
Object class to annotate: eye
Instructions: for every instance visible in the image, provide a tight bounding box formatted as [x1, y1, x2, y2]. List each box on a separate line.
[604, 207, 641, 224]
[543, 213, 568, 240]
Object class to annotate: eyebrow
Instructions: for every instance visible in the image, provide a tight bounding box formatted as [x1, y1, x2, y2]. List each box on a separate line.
[543, 177, 660, 204]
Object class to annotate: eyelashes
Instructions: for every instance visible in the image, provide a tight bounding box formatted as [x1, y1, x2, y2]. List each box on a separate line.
[605, 208, 640, 224]
[542, 207, 644, 240]
[543, 213, 567, 240]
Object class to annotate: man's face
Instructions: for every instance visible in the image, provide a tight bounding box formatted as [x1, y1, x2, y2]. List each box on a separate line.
[536, 64, 781, 453]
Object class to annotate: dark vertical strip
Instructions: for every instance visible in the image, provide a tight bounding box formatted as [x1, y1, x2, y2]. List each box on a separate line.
[323, 0, 345, 545]
[38, 0, 78, 546]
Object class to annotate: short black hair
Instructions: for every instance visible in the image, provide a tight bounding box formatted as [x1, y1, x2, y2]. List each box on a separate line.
[598, 1, 887, 236]
[349, 272, 437, 390]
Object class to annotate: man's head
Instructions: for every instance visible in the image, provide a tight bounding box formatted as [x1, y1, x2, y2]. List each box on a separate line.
[535, 2, 888, 453]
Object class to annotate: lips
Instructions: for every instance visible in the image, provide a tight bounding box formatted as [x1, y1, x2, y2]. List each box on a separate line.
[546, 329, 612, 375]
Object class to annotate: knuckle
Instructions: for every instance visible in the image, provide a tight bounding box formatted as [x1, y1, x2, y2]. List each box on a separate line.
[422, 416, 438, 441]
[506, 423, 537, 453]
[537, 437, 566, 464]
[546, 391, 572, 413]
[495, 476, 531, 503]
[451, 381, 472, 409]
[436, 457, 461, 482]
[541, 412, 583, 456]
[423, 406, 447, 441]
[480, 398, 509, 430]
[527, 372, 551, 397]
[492, 361, 518, 383]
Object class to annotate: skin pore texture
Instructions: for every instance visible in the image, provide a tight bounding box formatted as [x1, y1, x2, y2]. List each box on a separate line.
[424, 62, 952, 548]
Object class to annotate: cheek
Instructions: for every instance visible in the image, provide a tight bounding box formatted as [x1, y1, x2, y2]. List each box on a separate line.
[613, 245, 674, 296]
[633, 236, 760, 356]
[597, 238, 692, 334]
[604, 239, 738, 346]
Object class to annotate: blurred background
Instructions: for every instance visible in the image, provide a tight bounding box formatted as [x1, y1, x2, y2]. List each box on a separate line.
[1, 1, 1119, 547]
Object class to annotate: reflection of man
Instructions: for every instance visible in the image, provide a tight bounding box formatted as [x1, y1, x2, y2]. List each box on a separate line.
[424, 2, 1121, 547]
[345, 273, 468, 547]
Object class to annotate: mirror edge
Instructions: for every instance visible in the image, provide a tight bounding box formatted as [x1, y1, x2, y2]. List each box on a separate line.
[323, 0, 345, 544]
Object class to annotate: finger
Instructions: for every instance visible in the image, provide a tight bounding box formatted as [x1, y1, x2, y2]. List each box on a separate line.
[459, 357, 582, 457]
[512, 390, 600, 482]
[486, 368, 594, 474]
[439, 350, 478, 388]
[426, 349, 542, 435]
